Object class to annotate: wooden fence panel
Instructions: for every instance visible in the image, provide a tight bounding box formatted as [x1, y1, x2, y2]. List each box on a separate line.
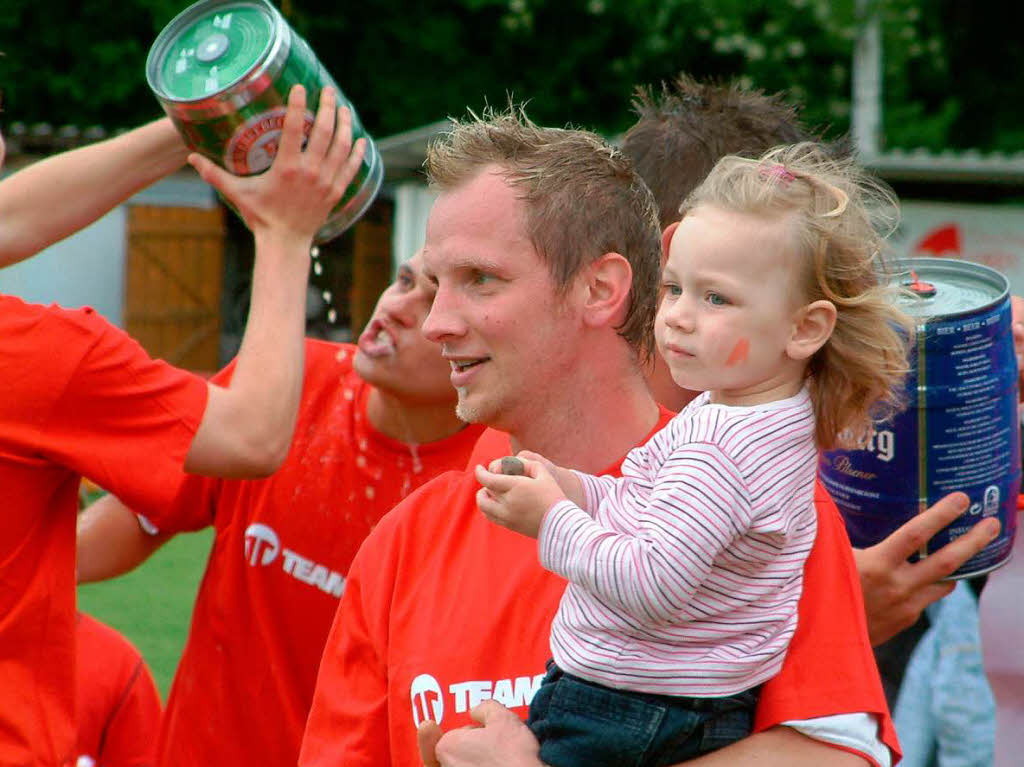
[124, 205, 226, 373]
[349, 200, 394, 335]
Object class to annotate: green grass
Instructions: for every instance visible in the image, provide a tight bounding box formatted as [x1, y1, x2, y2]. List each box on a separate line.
[77, 528, 214, 699]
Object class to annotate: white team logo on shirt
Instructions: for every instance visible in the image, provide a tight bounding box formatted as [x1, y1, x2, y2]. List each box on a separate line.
[241, 523, 346, 597]
[408, 672, 546, 729]
[410, 674, 445, 727]
[244, 523, 280, 566]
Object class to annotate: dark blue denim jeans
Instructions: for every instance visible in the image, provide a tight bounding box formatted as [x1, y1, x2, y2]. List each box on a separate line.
[526, 661, 758, 767]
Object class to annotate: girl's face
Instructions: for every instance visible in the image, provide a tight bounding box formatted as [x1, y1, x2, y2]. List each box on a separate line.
[656, 204, 810, 406]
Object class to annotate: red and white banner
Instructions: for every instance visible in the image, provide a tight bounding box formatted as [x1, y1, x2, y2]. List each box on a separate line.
[892, 201, 1024, 295]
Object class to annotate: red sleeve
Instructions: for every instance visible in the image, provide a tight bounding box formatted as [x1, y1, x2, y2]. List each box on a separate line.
[299, 505, 399, 767]
[754, 481, 901, 763]
[39, 309, 207, 519]
[138, 361, 240, 532]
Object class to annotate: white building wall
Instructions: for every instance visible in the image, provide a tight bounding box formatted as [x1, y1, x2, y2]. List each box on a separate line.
[0, 208, 127, 324]
[0, 170, 217, 326]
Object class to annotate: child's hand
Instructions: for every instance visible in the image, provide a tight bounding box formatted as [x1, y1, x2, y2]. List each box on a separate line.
[475, 455, 566, 538]
[516, 450, 585, 508]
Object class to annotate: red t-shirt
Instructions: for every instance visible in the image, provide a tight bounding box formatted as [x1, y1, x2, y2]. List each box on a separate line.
[149, 340, 484, 767]
[300, 421, 900, 767]
[76, 613, 162, 767]
[0, 296, 206, 767]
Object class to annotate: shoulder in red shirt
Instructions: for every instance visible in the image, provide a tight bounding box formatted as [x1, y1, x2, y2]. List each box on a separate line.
[76, 612, 162, 767]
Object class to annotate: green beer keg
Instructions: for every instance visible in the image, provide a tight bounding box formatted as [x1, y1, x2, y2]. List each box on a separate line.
[146, 0, 383, 243]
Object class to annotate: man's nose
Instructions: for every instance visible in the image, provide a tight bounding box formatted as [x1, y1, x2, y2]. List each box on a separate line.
[421, 285, 464, 343]
[378, 288, 417, 328]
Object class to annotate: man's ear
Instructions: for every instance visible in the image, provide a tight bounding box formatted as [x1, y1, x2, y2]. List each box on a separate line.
[660, 222, 680, 269]
[580, 252, 633, 329]
[787, 300, 837, 360]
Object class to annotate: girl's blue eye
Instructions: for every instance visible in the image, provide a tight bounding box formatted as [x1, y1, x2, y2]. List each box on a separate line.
[663, 283, 681, 297]
[706, 292, 729, 306]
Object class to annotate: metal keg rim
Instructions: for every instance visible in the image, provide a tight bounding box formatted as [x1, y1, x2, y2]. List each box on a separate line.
[893, 256, 1010, 320]
[146, 0, 291, 118]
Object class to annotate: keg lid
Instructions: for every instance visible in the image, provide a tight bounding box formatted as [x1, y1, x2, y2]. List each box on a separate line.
[894, 257, 1009, 319]
[148, 1, 276, 101]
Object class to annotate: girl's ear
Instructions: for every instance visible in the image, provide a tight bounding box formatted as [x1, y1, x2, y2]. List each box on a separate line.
[788, 300, 837, 360]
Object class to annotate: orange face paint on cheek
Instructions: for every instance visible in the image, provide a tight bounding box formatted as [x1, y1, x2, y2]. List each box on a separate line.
[725, 338, 749, 366]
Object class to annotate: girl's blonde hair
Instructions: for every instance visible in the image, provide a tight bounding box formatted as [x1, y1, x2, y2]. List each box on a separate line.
[680, 142, 914, 450]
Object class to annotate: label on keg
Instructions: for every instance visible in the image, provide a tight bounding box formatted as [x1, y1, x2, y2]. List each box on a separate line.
[148, 0, 383, 240]
[820, 283, 1020, 578]
[224, 106, 316, 175]
[921, 309, 1018, 504]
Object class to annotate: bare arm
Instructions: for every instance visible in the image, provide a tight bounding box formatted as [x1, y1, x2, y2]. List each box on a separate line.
[418, 702, 869, 767]
[77, 493, 170, 583]
[855, 491, 1000, 645]
[0, 119, 188, 266]
[683, 727, 869, 766]
[181, 85, 366, 477]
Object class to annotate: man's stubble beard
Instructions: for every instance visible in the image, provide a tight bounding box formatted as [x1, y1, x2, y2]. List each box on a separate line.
[454, 386, 502, 426]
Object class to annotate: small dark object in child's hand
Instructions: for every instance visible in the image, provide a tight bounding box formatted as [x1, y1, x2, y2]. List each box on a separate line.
[500, 456, 525, 476]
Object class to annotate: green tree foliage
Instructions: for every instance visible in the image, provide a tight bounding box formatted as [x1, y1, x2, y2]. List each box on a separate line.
[0, 0, 184, 127]
[0, 0, 1013, 151]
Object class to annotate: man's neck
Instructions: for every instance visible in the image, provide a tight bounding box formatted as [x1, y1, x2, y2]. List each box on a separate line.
[508, 368, 661, 474]
[366, 387, 466, 445]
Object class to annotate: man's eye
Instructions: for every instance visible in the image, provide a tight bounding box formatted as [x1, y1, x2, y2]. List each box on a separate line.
[471, 271, 494, 285]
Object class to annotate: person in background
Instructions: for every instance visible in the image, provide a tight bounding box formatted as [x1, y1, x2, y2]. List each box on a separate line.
[76, 249, 485, 767]
[0, 83, 364, 766]
[75, 612, 162, 767]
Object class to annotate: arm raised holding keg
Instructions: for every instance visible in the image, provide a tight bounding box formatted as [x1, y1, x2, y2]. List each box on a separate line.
[0, 83, 365, 477]
[181, 83, 367, 476]
[0, 117, 190, 267]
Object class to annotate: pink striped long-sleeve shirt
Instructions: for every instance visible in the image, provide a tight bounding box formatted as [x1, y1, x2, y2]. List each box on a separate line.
[539, 387, 818, 697]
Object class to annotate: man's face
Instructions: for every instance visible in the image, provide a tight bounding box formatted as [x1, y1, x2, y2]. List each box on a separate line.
[656, 204, 803, 404]
[352, 251, 455, 404]
[420, 168, 579, 431]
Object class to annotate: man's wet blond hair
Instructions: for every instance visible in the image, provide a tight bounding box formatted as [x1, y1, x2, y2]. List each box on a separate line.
[682, 142, 914, 449]
[425, 106, 662, 360]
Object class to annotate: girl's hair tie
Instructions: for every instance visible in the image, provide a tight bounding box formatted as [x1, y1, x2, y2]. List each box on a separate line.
[759, 163, 796, 184]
